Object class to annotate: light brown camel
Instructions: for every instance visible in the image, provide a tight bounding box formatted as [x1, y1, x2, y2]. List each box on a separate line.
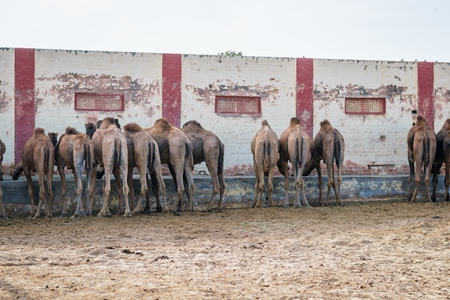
[277, 117, 313, 208]
[92, 117, 131, 217]
[181, 120, 225, 211]
[303, 120, 345, 206]
[0, 139, 6, 219]
[250, 120, 279, 208]
[407, 115, 437, 202]
[123, 123, 167, 214]
[55, 126, 96, 218]
[145, 118, 195, 212]
[10, 128, 55, 219]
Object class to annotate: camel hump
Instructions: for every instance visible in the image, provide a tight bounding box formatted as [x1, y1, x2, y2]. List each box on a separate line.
[261, 120, 269, 126]
[34, 128, 46, 136]
[290, 117, 301, 126]
[183, 120, 202, 129]
[65, 127, 78, 135]
[416, 115, 429, 126]
[320, 119, 332, 128]
[155, 118, 172, 129]
[124, 123, 143, 132]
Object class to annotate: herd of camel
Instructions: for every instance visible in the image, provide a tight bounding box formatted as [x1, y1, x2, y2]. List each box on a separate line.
[0, 115, 449, 220]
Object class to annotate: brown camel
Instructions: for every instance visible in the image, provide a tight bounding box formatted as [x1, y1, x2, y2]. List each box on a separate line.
[303, 120, 345, 206]
[92, 117, 131, 217]
[250, 120, 279, 208]
[0, 139, 6, 219]
[432, 118, 450, 202]
[181, 120, 225, 211]
[55, 127, 96, 218]
[0, 139, 6, 181]
[10, 128, 55, 219]
[443, 130, 450, 202]
[277, 117, 313, 208]
[407, 115, 437, 202]
[123, 123, 167, 214]
[145, 118, 195, 212]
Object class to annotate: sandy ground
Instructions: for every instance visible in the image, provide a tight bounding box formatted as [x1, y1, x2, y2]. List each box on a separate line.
[1, 200, 450, 299]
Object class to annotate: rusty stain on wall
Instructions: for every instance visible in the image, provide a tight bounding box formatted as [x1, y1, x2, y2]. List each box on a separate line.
[0, 80, 10, 113]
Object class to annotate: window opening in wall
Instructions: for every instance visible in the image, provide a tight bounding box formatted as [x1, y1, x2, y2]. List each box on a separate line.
[215, 96, 261, 115]
[345, 98, 385, 114]
[74, 92, 124, 111]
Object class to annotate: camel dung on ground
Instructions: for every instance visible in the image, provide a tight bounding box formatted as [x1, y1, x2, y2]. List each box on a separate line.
[145, 118, 195, 212]
[303, 120, 345, 206]
[181, 120, 225, 211]
[250, 120, 279, 208]
[277, 117, 313, 208]
[10, 128, 55, 219]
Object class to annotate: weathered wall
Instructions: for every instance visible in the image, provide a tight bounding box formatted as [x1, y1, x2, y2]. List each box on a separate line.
[313, 60, 418, 175]
[34, 49, 163, 135]
[181, 55, 296, 174]
[0, 48, 15, 163]
[1, 48, 450, 176]
[434, 62, 450, 130]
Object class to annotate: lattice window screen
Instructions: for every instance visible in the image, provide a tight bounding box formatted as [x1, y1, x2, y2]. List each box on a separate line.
[215, 96, 261, 114]
[345, 98, 385, 114]
[75, 93, 124, 111]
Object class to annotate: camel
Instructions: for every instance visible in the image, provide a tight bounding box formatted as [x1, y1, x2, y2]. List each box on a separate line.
[10, 128, 55, 219]
[92, 117, 131, 217]
[277, 117, 313, 208]
[48, 132, 58, 147]
[0, 139, 6, 181]
[303, 120, 345, 206]
[432, 118, 450, 202]
[443, 131, 450, 202]
[0, 139, 6, 219]
[145, 118, 195, 212]
[123, 123, 167, 214]
[250, 120, 279, 208]
[181, 120, 225, 211]
[407, 115, 437, 202]
[55, 127, 96, 218]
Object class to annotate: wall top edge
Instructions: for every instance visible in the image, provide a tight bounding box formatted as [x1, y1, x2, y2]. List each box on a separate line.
[2, 46, 449, 64]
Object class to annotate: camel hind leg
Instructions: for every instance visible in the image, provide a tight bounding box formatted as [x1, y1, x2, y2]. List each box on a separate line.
[205, 159, 221, 212]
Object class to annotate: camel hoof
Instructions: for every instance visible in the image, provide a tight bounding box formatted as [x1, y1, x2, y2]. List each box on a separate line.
[155, 206, 162, 213]
[59, 213, 69, 218]
[132, 209, 141, 215]
[0, 216, 9, 220]
[123, 212, 132, 217]
[283, 204, 290, 209]
[173, 211, 181, 216]
[98, 212, 112, 217]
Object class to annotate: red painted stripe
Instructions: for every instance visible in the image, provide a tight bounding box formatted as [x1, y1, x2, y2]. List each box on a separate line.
[14, 48, 35, 163]
[296, 58, 314, 137]
[418, 62, 435, 130]
[162, 53, 182, 128]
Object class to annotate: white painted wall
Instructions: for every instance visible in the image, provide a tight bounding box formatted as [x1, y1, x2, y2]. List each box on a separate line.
[313, 59, 418, 173]
[34, 49, 164, 136]
[434, 62, 450, 130]
[0, 49, 15, 163]
[181, 54, 296, 174]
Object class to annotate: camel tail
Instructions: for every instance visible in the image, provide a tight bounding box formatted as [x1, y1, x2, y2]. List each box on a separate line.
[185, 141, 194, 167]
[114, 139, 122, 169]
[295, 137, 304, 172]
[334, 132, 342, 166]
[148, 141, 155, 169]
[218, 141, 224, 175]
[44, 146, 51, 172]
[84, 142, 91, 171]
[423, 137, 430, 171]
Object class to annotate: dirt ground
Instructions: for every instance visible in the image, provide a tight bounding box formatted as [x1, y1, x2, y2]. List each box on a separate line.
[1, 200, 450, 299]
